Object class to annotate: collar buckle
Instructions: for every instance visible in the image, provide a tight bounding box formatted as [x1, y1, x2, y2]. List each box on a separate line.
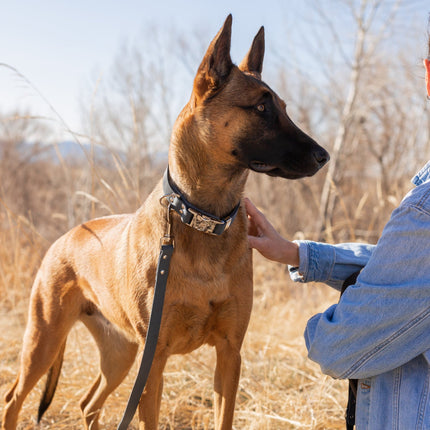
[188, 208, 224, 235]
[162, 168, 239, 236]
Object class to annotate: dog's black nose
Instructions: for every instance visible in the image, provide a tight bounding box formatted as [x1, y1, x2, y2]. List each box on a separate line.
[313, 148, 330, 167]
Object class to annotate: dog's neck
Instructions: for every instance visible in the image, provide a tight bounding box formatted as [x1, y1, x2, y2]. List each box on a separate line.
[167, 157, 247, 219]
[168, 122, 248, 218]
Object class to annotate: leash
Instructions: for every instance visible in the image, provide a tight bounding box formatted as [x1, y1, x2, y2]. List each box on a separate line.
[345, 379, 358, 430]
[116, 169, 240, 429]
[116, 240, 173, 430]
[340, 271, 360, 430]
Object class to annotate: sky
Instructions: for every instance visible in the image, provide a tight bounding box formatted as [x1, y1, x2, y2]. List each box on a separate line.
[1, 0, 429, 142]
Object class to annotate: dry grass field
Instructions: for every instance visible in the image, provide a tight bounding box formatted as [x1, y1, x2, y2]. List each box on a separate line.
[2, 3, 426, 426]
[0, 211, 347, 429]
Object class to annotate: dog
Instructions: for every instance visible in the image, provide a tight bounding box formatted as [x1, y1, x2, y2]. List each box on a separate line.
[2, 15, 329, 430]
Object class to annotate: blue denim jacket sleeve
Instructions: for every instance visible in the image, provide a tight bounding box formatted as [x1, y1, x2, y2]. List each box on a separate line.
[293, 181, 430, 380]
[289, 241, 375, 291]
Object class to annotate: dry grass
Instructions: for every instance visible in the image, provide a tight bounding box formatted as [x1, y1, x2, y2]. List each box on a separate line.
[0, 122, 350, 429]
[1, 9, 425, 424]
[0, 229, 347, 430]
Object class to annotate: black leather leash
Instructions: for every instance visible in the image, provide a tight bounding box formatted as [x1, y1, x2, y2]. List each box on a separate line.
[116, 242, 173, 430]
[116, 169, 240, 429]
[340, 271, 360, 430]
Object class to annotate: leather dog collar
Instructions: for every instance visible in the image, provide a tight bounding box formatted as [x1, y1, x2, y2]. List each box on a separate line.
[162, 168, 240, 235]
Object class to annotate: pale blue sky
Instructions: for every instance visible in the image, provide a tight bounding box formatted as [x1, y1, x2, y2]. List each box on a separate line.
[1, 0, 429, 141]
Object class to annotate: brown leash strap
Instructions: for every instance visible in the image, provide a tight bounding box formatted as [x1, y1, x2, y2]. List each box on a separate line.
[116, 243, 174, 430]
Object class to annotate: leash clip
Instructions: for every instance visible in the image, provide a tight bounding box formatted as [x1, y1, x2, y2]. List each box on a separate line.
[159, 195, 175, 247]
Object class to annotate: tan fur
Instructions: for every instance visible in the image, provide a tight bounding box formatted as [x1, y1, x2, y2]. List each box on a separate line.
[2, 15, 328, 430]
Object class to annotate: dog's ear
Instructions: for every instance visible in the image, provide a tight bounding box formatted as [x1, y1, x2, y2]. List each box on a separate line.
[239, 26, 265, 78]
[193, 14, 233, 99]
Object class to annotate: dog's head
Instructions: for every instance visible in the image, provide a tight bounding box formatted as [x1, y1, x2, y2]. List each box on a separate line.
[176, 15, 329, 180]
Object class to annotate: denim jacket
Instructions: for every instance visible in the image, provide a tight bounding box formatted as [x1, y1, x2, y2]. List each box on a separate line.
[289, 161, 430, 429]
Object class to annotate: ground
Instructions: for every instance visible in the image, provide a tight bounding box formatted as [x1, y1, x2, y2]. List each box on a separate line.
[0, 259, 347, 429]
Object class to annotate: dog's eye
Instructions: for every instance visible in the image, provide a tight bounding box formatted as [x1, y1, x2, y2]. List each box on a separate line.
[256, 104, 265, 112]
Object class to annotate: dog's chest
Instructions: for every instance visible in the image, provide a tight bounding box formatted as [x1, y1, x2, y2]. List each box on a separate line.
[154, 229, 251, 354]
[161, 287, 238, 354]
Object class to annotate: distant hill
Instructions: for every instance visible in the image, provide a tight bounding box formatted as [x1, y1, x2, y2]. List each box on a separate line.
[43, 141, 118, 164]
[18, 140, 168, 167]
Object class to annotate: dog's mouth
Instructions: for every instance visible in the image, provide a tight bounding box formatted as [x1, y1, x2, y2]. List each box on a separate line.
[249, 161, 277, 173]
[249, 161, 314, 179]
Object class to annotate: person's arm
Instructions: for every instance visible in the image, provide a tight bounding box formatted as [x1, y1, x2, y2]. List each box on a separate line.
[245, 198, 375, 290]
[290, 240, 374, 290]
[305, 185, 430, 379]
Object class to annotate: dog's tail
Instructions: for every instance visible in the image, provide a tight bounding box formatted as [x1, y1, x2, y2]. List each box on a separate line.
[37, 340, 67, 423]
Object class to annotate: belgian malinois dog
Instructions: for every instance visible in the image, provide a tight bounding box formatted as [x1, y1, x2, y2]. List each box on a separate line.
[2, 15, 328, 430]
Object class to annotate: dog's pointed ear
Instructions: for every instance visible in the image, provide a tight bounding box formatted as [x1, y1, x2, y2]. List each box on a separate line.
[239, 26, 265, 78]
[193, 15, 233, 99]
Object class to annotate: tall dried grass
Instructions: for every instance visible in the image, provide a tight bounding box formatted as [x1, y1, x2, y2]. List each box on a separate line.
[0, 147, 349, 429]
[0, 110, 406, 428]
[0, 83, 414, 428]
[2, 6, 428, 425]
[0, 197, 347, 430]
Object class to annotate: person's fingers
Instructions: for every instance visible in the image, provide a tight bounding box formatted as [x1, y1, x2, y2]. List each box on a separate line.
[247, 234, 259, 249]
[244, 197, 299, 265]
[244, 198, 261, 237]
[244, 198, 268, 235]
[248, 219, 259, 237]
[244, 198, 263, 221]
[247, 233, 268, 254]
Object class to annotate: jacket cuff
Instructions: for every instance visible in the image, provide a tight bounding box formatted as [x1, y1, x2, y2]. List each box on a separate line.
[288, 240, 309, 282]
[288, 240, 336, 283]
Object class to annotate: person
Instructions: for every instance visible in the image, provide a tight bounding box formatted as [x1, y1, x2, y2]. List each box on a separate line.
[245, 39, 430, 429]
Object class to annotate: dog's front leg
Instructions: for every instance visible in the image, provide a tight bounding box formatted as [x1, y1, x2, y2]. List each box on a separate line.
[137, 353, 167, 430]
[214, 339, 242, 430]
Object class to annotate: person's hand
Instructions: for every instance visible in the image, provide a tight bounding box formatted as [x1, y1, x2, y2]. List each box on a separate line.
[244, 198, 300, 267]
